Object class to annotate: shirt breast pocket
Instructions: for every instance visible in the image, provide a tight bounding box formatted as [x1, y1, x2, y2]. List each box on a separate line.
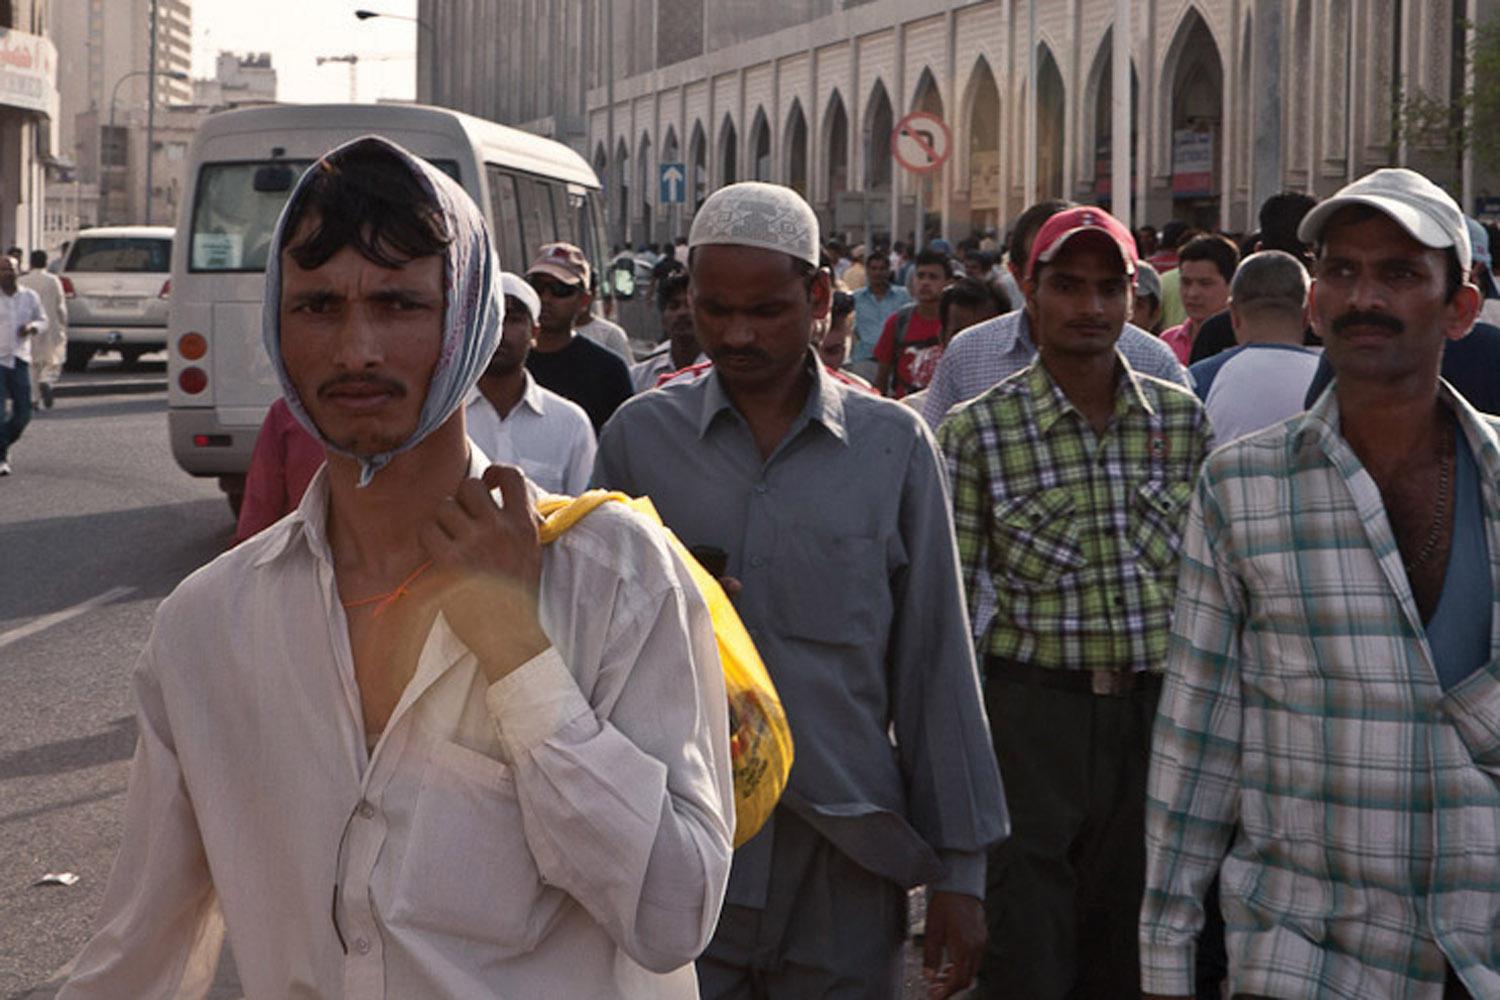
[1129, 479, 1192, 573]
[991, 488, 1085, 588]
[772, 526, 888, 646]
[390, 739, 567, 951]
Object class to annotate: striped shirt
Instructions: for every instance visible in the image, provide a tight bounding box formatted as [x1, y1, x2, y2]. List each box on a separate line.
[919, 308, 1188, 429]
[938, 353, 1211, 673]
[1141, 383, 1500, 998]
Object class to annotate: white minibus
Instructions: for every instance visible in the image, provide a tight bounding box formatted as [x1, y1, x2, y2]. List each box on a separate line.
[166, 102, 608, 512]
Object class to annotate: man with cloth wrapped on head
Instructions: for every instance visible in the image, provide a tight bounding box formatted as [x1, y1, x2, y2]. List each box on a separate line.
[58, 136, 734, 999]
[593, 181, 1008, 999]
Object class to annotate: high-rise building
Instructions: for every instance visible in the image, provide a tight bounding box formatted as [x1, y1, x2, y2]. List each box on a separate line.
[52, 0, 193, 225]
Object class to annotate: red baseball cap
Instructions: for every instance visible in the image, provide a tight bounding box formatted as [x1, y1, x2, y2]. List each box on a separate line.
[1027, 206, 1137, 280]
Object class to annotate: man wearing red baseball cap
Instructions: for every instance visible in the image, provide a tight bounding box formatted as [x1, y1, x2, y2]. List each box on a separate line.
[938, 206, 1214, 998]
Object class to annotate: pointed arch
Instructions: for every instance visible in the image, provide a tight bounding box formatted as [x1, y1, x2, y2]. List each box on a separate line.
[689, 121, 708, 212]
[1082, 28, 1140, 209]
[823, 90, 850, 202]
[614, 137, 632, 248]
[1036, 42, 1066, 200]
[910, 66, 945, 117]
[1161, 5, 1225, 225]
[961, 56, 1001, 230]
[863, 78, 895, 190]
[750, 107, 772, 182]
[783, 99, 809, 196]
[636, 130, 654, 245]
[716, 114, 739, 188]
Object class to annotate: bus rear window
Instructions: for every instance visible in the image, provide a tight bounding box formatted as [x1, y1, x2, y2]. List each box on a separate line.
[66, 237, 171, 273]
[189, 161, 315, 272]
[188, 158, 462, 273]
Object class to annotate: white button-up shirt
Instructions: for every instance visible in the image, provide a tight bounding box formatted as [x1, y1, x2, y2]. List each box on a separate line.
[0, 285, 47, 367]
[464, 373, 597, 495]
[60, 454, 734, 999]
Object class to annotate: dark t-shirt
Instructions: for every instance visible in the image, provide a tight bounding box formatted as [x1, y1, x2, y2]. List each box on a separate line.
[525, 335, 634, 432]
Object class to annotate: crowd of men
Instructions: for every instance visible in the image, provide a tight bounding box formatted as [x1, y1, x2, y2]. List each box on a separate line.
[44, 130, 1500, 1000]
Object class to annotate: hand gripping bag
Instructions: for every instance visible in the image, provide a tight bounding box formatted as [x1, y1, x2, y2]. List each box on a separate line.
[536, 490, 793, 848]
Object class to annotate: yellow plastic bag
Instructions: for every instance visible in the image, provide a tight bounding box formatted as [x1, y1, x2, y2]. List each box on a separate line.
[536, 490, 793, 848]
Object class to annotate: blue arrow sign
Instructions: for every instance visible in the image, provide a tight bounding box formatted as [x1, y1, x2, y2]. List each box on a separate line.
[659, 162, 687, 205]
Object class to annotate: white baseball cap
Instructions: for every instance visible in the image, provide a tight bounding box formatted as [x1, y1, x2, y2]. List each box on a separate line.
[500, 271, 541, 324]
[1298, 168, 1471, 271]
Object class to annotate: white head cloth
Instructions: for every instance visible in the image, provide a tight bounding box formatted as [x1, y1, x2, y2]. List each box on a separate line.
[262, 135, 502, 487]
[688, 181, 820, 266]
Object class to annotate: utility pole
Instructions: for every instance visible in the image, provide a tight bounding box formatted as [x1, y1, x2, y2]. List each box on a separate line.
[145, 0, 158, 225]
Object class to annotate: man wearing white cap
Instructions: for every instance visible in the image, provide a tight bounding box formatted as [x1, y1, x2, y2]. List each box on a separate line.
[938, 206, 1212, 998]
[59, 137, 732, 998]
[1141, 168, 1497, 998]
[593, 181, 1007, 999]
[465, 272, 595, 494]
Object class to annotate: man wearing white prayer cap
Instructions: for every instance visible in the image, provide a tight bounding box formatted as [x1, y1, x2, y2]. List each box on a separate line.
[593, 180, 1008, 999]
[464, 271, 598, 495]
[59, 137, 732, 999]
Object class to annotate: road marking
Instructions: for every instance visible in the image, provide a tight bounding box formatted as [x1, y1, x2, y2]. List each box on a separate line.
[0, 586, 137, 652]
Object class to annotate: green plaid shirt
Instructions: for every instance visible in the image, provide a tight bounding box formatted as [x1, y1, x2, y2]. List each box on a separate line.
[1141, 383, 1500, 998]
[937, 353, 1211, 673]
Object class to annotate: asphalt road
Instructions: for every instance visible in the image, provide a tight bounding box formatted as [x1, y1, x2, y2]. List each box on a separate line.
[0, 368, 242, 997]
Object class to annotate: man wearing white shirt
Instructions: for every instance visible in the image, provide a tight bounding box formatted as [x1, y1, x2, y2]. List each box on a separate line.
[59, 136, 732, 999]
[19, 250, 67, 409]
[0, 253, 46, 476]
[466, 272, 596, 494]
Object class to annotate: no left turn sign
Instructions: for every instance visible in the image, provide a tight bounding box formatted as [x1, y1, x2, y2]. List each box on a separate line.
[892, 111, 951, 175]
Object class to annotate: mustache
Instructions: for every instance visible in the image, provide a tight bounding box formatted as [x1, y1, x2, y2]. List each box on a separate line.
[711, 346, 770, 364]
[1332, 311, 1404, 336]
[316, 373, 408, 399]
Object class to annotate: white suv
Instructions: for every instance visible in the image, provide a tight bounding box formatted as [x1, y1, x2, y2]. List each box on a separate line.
[60, 225, 174, 370]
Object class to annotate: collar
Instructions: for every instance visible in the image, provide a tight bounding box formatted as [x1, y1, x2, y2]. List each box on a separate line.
[698, 349, 850, 446]
[1024, 349, 1154, 437]
[251, 448, 493, 568]
[966, 307, 1033, 356]
[465, 371, 546, 418]
[1295, 378, 1500, 474]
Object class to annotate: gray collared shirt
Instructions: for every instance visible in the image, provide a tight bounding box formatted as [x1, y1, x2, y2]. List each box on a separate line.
[593, 353, 1007, 905]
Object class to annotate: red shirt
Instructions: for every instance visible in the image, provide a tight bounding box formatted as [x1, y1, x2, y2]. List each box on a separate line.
[873, 310, 944, 398]
[233, 398, 326, 545]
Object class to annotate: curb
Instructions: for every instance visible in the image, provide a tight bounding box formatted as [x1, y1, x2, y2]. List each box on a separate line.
[52, 379, 166, 399]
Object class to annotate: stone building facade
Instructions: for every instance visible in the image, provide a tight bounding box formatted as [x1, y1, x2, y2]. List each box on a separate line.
[0, 0, 61, 254]
[426, 0, 1497, 246]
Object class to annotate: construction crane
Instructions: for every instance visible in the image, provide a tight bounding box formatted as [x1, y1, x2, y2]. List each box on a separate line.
[315, 53, 411, 102]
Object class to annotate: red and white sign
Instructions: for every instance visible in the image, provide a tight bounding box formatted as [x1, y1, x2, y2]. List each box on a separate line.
[891, 111, 951, 175]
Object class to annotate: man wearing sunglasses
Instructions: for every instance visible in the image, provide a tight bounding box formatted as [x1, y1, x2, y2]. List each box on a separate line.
[523, 243, 633, 432]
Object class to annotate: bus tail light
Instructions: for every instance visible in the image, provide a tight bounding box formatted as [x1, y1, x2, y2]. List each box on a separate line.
[178, 332, 207, 360]
[159, 279, 171, 299]
[178, 366, 208, 394]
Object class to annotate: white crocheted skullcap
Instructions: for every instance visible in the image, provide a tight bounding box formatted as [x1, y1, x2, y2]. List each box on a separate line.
[689, 182, 820, 267]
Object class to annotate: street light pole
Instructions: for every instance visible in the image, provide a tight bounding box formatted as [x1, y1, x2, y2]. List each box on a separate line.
[145, 0, 158, 224]
[354, 9, 438, 104]
[106, 68, 189, 225]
